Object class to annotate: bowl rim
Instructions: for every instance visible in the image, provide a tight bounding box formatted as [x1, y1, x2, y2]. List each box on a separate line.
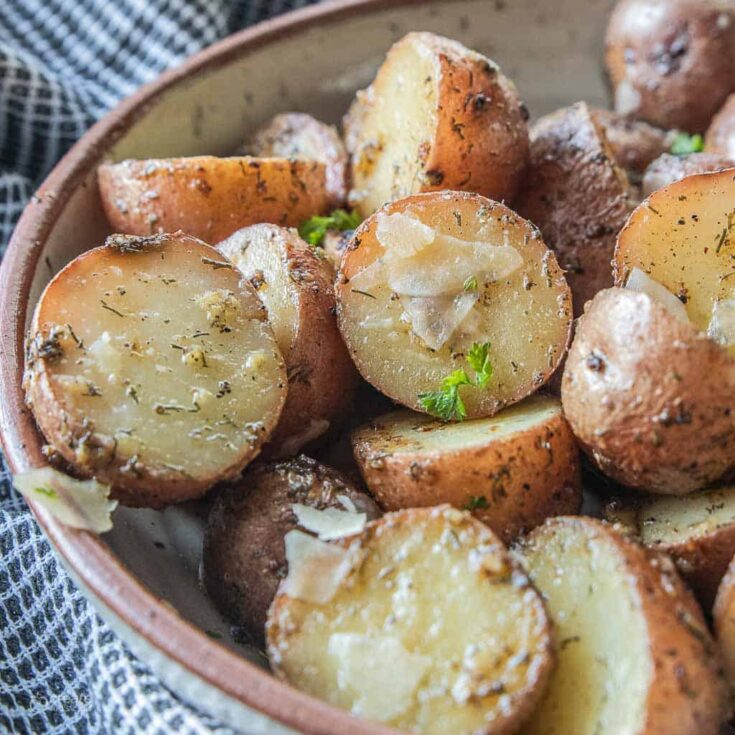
[0, 1, 424, 733]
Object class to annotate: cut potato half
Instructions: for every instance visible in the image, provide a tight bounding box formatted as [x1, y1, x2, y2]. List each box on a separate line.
[218, 224, 358, 456]
[243, 112, 348, 205]
[614, 167, 735, 350]
[351, 394, 581, 542]
[98, 156, 333, 244]
[714, 555, 735, 702]
[562, 288, 735, 494]
[267, 506, 553, 735]
[24, 233, 286, 507]
[641, 152, 735, 198]
[344, 31, 529, 218]
[336, 191, 572, 418]
[605, 485, 735, 606]
[518, 516, 728, 735]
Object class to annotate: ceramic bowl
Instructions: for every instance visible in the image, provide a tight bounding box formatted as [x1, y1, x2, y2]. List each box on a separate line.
[0, 0, 617, 732]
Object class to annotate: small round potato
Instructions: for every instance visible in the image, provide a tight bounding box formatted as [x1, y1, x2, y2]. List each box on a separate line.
[641, 152, 735, 197]
[605, 0, 735, 132]
[243, 112, 348, 206]
[267, 506, 554, 735]
[713, 555, 735, 698]
[98, 156, 333, 243]
[336, 191, 572, 419]
[321, 228, 353, 270]
[23, 233, 286, 507]
[351, 395, 581, 542]
[345, 31, 529, 217]
[561, 288, 735, 494]
[202, 456, 380, 645]
[516, 102, 631, 316]
[218, 224, 359, 457]
[706, 93, 735, 158]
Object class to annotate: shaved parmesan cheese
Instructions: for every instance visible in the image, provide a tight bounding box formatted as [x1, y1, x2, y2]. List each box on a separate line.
[376, 212, 435, 258]
[328, 633, 431, 721]
[88, 331, 122, 374]
[13, 467, 117, 533]
[400, 292, 479, 350]
[337, 494, 357, 513]
[272, 418, 330, 459]
[292, 503, 366, 540]
[625, 267, 688, 323]
[708, 298, 735, 345]
[282, 530, 352, 604]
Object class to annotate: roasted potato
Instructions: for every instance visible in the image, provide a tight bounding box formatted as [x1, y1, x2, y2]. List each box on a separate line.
[351, 394, 581, 543]
[344, 31, 529, 218]
[203, 455, 380, 645]
[605, 0, 735, 132]
[706, 94, 735, 159]
[336, 191, 572, 419]
[615, 167, 735, 343]
[593, 108, 674, 178]
[98, 156, 333, 243]
[243, 112, 348, 206]
[515, 102, 631, 316]
[714, 555, 735, 700]
[218, 224, 358, 457]
[24, 233, 286, 507]
[517, 516, 729, 735]
[605, 485, 735, 606]
[561, 288, 735, 494]
[267, 506, 553, 735]
[321, 228, 352, 270]
[641, 152, 735, 197]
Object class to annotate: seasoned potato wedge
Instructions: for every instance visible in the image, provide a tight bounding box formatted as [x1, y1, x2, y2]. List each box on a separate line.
[267, 506, 553, 735]
[98, 156, 333, 243]
[344, 32, 529, 218]
[336, 191, 572, 419]
[562, 288, 735, 494]
[203, 456, 380, 644]
[516, 102, 631, 316]
[351, 395, 581, 542]
[243, 112, 348, 205]
[24, 233, 286, 507]
[518, 516, 729, 735]
[714, 555, 735, 699]
[641, 152, 735, 197]
[605, 485, 735, 605]
[218, 224, 358, 457]
[605, 0, 735, 132]
[615, 167, 735, 343]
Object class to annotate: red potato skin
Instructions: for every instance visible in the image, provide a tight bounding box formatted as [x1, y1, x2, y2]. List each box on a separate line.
[706, 94, 735, 159]
[641, 152, 735, 197]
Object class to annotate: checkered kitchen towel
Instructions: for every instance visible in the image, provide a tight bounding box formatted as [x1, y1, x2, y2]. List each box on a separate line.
[0, 2, 320, 732]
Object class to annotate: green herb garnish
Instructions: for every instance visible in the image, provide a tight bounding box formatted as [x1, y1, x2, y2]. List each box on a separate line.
[205, 630, 223, 639]
[298, 209, 361, 247]
[34, 486, 57, 499]
[463, 275, 478, 291]
[418, 341, 494, 421]
[670, 132, 704, 156]
[463, 495, 489, 511]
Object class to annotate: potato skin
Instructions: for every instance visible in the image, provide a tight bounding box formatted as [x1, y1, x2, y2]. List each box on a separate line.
[605, 0, 735, 133]
[516, 103, 631, 316]
[351, 402, 582, 543]
[561, 288, 735, 494]
[218, 224, 359, 458]
[202, 456, 380, 645]
[642, 152, 735, 197]
[706, 94, 735, 158]
[714, 555, 735, 701]
[244, 112, 348, 206]
[519, 516, 729, 735]
[98, 156, 333, 244]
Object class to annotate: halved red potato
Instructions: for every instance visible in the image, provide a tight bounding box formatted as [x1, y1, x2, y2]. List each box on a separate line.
[713, 555, 735, 701]
[23, 232, 286, 507]
[218, 224, 358, 457]
[336, 191, 572, 419]
[243, 112, 348, 205]
[98, 156, 333, 243]
[641, 152, 735, 197]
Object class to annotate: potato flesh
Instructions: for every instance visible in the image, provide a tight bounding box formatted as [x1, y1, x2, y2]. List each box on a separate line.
[339, 194, 571, 416]
[32, 240, 284, 480]
[615, 169, 735, 343]
[347, 39, 436, 216]
[269, 508, 550, 735]
[520, 525, 650, 735]
[359, 394, 561, 454]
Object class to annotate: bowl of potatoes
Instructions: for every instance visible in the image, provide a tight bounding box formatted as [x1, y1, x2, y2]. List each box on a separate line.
[4, 0, 735, 733]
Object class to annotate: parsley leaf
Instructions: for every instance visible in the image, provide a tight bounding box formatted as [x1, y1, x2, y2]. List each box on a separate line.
[34, 486, 57, 499]
[418, 342, 494, 421]
[463, 275, 478, 291]
[298, 209, 362, 247]
[670, 132, 704, 156]
[463, 495, 489, 511]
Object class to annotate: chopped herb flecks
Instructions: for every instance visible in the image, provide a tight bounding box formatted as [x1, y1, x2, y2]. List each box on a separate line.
[670, 132, 704, 156]
[298, 209, 361, 247]
[463, 495, 489, 511]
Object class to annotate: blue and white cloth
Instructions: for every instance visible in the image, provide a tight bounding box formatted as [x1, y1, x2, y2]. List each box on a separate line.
[0, 2, 319, 732]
